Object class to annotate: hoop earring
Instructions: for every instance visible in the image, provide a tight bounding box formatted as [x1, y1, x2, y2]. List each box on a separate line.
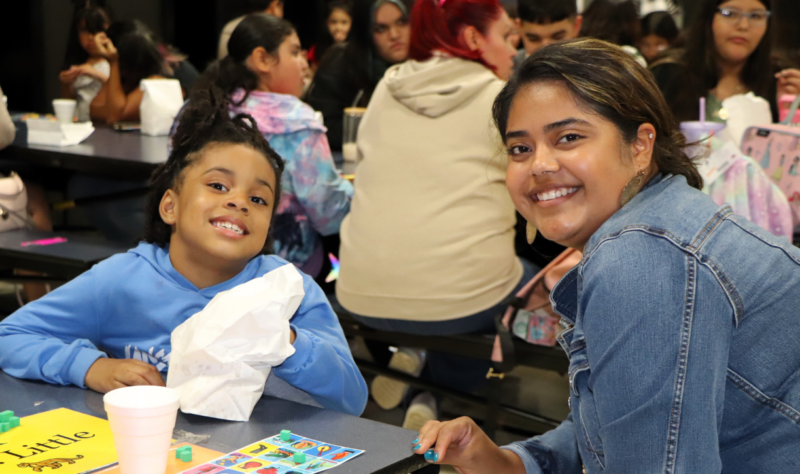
[526, 221, 537, 245]
[620, 171, 646, 207]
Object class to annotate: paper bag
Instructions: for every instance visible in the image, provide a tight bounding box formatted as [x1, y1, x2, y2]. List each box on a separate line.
[167, 264, 305, 421]
[720, 93, 772, 147]
[140, 79, 183, 136]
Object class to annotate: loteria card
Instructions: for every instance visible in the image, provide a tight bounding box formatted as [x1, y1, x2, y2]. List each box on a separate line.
[177, 433, 364, 474]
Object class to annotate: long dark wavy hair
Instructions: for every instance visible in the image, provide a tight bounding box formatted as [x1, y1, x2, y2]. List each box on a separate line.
[144, 86, 285, 253]
[673, 0, 776, 121]
[494, 38, 703, 190]
[62, 0, 112, 70]
[106, 20, 169, 94]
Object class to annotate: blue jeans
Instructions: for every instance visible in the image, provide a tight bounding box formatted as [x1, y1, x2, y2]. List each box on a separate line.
[352, 258, 538, 394]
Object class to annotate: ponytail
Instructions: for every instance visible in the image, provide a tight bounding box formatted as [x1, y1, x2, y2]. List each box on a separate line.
[195, 13, 295, 105]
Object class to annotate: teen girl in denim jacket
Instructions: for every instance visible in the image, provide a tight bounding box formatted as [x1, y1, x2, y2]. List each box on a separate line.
[413, 38, 800, 473]
[175, 14, 353, 280]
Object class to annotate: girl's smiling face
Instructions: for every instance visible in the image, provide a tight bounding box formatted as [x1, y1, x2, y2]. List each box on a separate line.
[160, 143, 277, 274]
[504, 81, 655, 249]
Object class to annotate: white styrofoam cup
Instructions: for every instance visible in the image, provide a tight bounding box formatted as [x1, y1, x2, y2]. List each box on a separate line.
[104, 386, 180, 474]
[52, 99, 76, 124]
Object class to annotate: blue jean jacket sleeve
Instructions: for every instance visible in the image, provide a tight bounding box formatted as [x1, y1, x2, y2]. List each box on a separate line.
[502, 413, 583, 473]
[578, 232, 733, 472]
[272, 271, 367, 416]
[0, 267, 105, 388]
[287, 130, 353, 236]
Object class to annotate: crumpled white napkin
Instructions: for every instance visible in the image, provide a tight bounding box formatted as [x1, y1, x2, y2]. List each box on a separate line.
[140, 79, 183, 136]
[166, 264, 305, 421]
[27, 119, 94, 147]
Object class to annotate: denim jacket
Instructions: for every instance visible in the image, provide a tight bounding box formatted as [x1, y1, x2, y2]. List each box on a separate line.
[503, 174, 800, 473]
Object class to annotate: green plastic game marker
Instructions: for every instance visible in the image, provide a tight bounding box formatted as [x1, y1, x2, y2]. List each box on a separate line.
[9, 417, 19, 428]
[293, 452, 306, 463]
[0, 410, 13, 423]
[0, 422, 9, 433]
[280, 430, 291, 441]
[176, 446, 192, 460]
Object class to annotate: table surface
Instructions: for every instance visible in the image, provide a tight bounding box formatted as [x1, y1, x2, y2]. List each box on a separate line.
[0, 372, 429, 474]
[0, 228, 131, 277]
[1, 126, 168, 179]
[3, 125, 357, 180]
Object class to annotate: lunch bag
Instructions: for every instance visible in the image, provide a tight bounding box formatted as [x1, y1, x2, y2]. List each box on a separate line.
[740, 95, 800, 225]
[0, 172, 30, 232]
[491, 249, 582, 372]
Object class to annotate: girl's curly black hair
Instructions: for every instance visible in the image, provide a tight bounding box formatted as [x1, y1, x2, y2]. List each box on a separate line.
[143, 85, 285, 254]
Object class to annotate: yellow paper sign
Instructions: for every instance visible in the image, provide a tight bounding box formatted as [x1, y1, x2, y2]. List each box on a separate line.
[0, 408, 117, 473]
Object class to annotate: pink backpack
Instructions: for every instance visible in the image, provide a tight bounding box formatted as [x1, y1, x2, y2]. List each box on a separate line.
[740, 95, 800, 225]
[492, 249, 582, 368]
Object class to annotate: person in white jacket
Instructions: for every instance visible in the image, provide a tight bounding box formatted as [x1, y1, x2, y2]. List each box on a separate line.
[336, 0, 534, 430]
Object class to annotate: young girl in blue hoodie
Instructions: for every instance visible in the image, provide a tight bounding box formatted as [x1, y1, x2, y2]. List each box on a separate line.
[0, 88, 367, 417]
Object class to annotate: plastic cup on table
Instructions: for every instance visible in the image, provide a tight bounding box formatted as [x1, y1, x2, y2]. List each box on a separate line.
[680, 121, 726, 159]
[52, 99, 76, 124]
[342, 107, 366, 162]
[103, 386, 180, 474]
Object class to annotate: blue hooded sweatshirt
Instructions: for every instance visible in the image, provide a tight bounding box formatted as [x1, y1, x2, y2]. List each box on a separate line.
[0, 242, 367, 416]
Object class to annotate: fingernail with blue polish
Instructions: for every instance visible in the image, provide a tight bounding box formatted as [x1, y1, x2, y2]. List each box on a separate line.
[424, 450, 439, 462]
[412, 438, 419, 444]
[413, 444, 422, 451]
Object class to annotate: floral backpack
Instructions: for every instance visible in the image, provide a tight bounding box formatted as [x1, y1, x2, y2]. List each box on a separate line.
[492, 249, 582, 372]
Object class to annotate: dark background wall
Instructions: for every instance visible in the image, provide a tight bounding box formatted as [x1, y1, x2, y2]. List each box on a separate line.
[0, 0, 325, 114]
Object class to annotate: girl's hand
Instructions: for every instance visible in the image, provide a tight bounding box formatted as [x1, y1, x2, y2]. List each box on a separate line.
[412, 417, 526, 474]
[59, 67, 81, 84]
[94, 32, 118, 62]
[776, 69, 800, 98]
[84, 357, 166, 393]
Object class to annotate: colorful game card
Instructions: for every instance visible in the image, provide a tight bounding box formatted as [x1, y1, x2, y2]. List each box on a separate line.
[267, 434, 302, 446]
[241, 442, 279, 456]
[301, 443, 341, 458]
[230, 459, 271, 471]
[289, 438, 318, 450]
[212, 453, 251, 468]
[258, 448, 295, 461]
[183, 465, 226, 474]
[177, 433, 364, 474]
[322, 448, 360, 462]
[303, 459, 337, 472]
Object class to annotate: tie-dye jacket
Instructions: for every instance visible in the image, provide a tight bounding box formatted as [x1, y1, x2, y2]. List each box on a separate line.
[170, 90, 353, 277]
[229, 90, 353, 276]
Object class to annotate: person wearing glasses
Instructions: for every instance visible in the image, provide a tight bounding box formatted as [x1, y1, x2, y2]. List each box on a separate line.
[651, 0, 800, 123]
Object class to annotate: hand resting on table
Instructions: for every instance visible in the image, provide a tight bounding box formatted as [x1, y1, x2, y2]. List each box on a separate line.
[85, 357, 166, 393]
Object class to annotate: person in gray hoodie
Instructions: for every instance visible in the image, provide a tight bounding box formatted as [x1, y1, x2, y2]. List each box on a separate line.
[336, 0, 527, 430]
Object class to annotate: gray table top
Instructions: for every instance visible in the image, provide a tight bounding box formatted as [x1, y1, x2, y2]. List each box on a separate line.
[0, 372, 430, 474]
[1, 126, 168, 179]
[0, 228, 131, 277]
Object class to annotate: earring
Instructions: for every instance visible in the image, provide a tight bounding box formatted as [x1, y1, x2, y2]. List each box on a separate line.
[526, 221, 537, 245]
[648, 133, 654, 139]
[620, 170, 646, 207]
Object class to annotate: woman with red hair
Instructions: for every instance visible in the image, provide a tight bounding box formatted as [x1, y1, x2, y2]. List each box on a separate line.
[337, 0, 527, 429]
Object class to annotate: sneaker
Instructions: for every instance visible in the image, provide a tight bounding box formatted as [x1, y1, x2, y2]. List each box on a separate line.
[370, 348, 425, 410]
[402, 391, 438, 431]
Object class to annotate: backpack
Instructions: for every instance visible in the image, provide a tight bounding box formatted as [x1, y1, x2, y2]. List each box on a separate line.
[740, 95, 800, 225]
